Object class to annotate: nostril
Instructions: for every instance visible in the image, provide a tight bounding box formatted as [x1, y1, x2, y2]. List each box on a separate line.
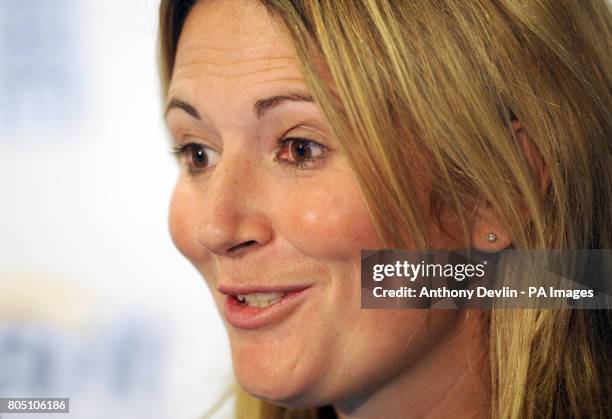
[228, 240, 257, 253]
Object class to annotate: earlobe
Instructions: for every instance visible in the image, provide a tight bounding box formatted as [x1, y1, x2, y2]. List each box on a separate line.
[470, 202, 512, 251]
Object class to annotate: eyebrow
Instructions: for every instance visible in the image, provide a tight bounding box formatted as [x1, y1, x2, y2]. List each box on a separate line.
[165, 98, 200, 119]
[253, 92, 314, 118]
[164, 92, 314, 120]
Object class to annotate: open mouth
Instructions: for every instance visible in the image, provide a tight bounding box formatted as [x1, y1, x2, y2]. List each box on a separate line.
[222, 287, 313, 329]
[234, 291, 289, 308]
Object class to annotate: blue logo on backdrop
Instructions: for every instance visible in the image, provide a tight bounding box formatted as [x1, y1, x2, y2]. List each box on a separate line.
[0, 0, 85, 142]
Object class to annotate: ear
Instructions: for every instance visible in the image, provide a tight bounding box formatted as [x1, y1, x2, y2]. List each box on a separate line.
[470, 119, 551, 251]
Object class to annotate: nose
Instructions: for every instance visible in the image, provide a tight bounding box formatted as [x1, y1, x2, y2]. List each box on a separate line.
[195, 156, 273, 257]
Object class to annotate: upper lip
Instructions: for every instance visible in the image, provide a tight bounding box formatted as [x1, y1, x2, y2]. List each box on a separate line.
[217, 283, 313, 295]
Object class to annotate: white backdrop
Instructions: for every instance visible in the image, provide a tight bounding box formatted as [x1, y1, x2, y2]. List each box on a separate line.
[0, 1, 233, 418]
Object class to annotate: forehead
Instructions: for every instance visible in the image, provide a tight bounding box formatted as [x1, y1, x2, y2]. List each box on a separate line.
[170, 0, 303, 94]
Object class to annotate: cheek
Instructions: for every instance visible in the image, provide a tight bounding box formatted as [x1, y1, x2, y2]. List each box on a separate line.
[275, 173, 384, 259]
[168, 181, 211, 265]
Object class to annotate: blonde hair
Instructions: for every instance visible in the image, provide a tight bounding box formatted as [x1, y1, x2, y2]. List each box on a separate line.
[159, 0, 612, 417]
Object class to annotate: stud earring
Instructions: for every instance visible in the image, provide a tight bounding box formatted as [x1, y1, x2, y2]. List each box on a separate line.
[486, 232, 497, 243]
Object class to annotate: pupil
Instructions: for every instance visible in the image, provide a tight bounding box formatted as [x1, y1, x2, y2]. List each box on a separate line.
[192, 147, 207, 167]
[291, 140, 311, 161]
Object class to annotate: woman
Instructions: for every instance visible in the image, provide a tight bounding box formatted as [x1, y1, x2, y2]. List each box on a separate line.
[159, 0, 611, 418]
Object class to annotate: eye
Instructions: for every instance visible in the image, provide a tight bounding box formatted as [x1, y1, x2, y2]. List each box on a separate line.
[275, 137, 328, 169]
[171, 142, 220, 174]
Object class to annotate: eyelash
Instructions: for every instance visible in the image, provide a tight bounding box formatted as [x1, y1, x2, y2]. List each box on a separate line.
[170, 137, 329, 174]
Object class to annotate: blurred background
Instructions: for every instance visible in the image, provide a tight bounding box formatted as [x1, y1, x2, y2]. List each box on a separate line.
[0, 0, 233, 418]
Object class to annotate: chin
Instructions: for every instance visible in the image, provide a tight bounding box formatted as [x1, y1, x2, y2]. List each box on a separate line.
[237, 371, 322, 408]
[232, 348, 329, 408]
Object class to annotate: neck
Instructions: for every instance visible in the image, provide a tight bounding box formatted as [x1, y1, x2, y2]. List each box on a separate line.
[333, 310, 490, 419]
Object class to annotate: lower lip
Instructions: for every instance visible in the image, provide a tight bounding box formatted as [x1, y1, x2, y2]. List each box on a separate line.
[223, 287, 312, 330]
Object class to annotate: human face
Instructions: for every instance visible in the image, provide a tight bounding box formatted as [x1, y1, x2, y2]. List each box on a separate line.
[166, 0, 459, 408]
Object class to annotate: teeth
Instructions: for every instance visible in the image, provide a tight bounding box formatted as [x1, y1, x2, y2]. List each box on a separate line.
[236, 291, 287, 308]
